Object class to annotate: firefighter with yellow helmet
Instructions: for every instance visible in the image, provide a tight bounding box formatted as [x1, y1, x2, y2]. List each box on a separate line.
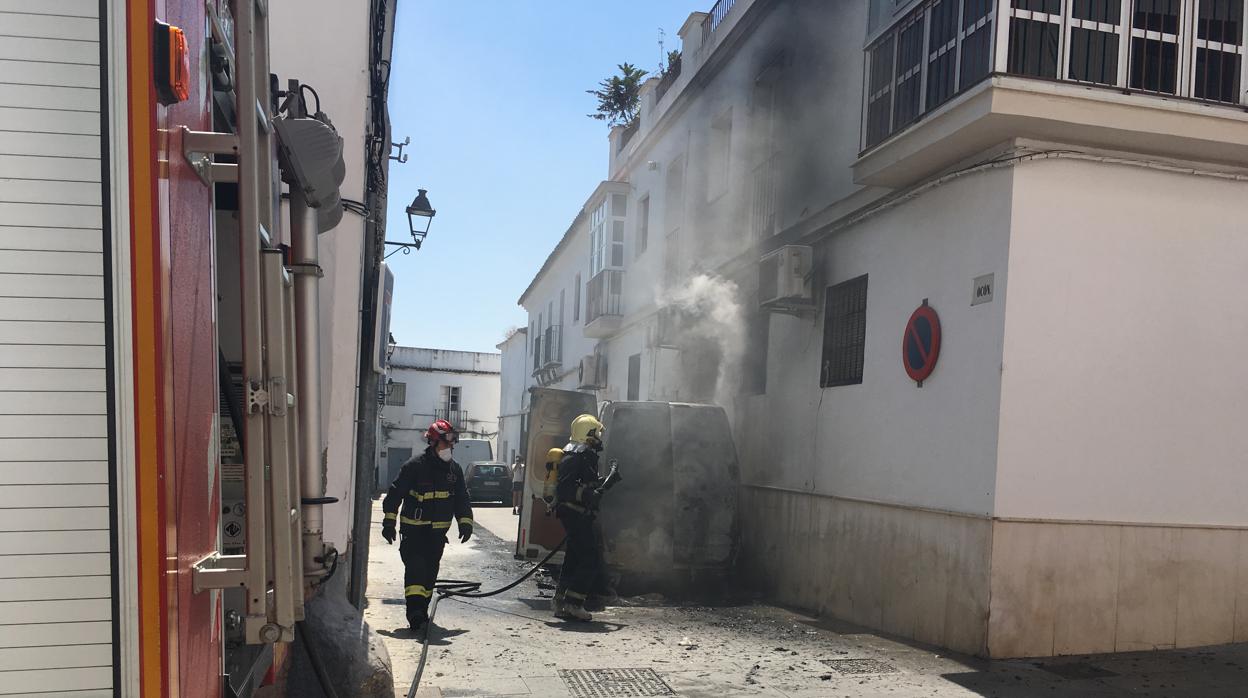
[552, 413, 609, 621]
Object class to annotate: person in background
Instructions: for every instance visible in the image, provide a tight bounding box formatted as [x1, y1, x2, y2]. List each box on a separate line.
[511, 455, 525, 515]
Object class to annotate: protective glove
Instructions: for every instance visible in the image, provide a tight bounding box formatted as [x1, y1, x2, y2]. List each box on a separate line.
[381, 524, 396, 545]
[458, 521, 473, 543]
[584, 488, 603, 510]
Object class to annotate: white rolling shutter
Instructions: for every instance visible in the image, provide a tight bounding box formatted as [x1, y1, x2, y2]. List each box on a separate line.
[0, 0, 113, 693]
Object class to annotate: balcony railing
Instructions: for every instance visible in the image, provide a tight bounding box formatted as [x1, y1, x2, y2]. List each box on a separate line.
[863, 0, 1248, 150]
[542, 325, 563, 367]
[585, 269, 624, 324]
[434, 408, 468, 426]
[655, 53, 682, 103]
[704, 0, 737, 39]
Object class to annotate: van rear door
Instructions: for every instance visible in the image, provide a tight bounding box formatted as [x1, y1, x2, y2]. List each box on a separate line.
[516, 387, 596, 561]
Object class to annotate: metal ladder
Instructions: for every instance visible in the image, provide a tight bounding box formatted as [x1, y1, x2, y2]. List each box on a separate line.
[186, 0, 312, 646]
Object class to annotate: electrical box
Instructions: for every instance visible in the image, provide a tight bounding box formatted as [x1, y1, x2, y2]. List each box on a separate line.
[758, 245, 813, 310]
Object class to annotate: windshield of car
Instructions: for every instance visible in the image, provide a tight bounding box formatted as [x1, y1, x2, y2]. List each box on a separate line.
[473, 465, 507, 478]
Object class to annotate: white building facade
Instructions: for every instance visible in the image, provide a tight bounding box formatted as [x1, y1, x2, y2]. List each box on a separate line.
[379, 346, 501, 486]
[509, 0, 1248, 658]
[496, 329, 529, 465]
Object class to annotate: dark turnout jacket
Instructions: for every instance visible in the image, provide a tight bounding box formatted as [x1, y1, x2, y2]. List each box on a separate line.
[382, 448, 473, 535]
[555, 444, 602, 515]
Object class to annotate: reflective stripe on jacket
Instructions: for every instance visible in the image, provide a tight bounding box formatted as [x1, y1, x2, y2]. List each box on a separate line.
[382, 447, 474, 535]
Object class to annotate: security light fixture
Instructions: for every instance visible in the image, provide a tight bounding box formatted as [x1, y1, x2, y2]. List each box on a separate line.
[385, 188, 437, 256]
[274, 114, 346, 231]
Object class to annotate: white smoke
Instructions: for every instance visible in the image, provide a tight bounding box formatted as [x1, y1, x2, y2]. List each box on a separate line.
[658, 273, 746, 406]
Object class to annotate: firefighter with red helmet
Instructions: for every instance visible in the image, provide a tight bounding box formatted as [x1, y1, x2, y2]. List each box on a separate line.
[381, 419, 474, 633]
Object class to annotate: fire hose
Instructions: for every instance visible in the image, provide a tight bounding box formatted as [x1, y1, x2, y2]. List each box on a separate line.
[405, 460, 621, 698]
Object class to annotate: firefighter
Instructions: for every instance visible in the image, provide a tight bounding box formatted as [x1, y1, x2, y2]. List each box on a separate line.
[380, 419, 474, 633]
[553, 414, 608, 621]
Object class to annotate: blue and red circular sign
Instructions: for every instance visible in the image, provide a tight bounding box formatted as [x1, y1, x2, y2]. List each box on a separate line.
[902, 301, 941, 384]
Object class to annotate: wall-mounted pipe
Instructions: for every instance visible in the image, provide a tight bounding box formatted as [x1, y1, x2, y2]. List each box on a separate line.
[290, 189, 326, 577]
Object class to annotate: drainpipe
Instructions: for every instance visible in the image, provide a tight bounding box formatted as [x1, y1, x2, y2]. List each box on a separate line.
[290, 188, 326, 576]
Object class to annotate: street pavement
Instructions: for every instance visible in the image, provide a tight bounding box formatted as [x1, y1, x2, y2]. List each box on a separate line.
[364, 500, 1248, 698]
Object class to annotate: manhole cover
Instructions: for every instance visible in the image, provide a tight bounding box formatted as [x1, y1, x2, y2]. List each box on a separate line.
[559, 668, 674, 697]
[1036, 662, 1118, 680]
[820, 658, 898, 675]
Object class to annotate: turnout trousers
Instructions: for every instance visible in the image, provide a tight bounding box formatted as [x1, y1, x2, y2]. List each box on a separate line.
[399, 528, 447, 628]
[556, 510, 602, 607]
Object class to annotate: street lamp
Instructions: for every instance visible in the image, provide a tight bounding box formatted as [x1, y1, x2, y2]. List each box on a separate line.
[385, 188, 436, 255]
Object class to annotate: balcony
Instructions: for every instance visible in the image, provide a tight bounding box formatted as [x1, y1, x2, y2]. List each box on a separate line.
[532, 325, 563, 385]
[584, 269, 624, 338]
[856, 0, 1248, 187]
[542, 325, 563, 368]
[434, 408, 468, 426]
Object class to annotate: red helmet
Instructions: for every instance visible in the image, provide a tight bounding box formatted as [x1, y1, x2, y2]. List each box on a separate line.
[425, 419, 458, 445]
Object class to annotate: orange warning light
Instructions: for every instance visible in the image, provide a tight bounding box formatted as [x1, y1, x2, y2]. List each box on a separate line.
[154, 21, 190, 105]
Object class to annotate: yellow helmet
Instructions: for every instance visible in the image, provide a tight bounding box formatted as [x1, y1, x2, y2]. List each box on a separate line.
[545, 447, 564, 464]
[570, 414, 605, 444]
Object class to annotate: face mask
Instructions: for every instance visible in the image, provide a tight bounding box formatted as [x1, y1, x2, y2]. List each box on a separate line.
[437, 447, 453, 462]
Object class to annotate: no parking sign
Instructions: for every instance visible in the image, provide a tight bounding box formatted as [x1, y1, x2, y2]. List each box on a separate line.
[902, 300, 941, 386]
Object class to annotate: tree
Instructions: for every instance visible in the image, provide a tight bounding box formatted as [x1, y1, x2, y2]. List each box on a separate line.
[587, 63, 648, 127]
[661, 50, 682, 79]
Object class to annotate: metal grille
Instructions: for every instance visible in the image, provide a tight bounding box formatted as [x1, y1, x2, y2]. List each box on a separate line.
[705, 0, 737, 35]
[559, 668, 674, 698]
[820, 274, 869, 388]
[820, 658, 898, 675]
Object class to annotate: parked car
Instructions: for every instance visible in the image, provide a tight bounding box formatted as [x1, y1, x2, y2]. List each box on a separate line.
[466, 462, 511, 504]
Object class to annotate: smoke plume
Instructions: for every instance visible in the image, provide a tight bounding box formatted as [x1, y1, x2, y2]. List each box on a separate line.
[658, 274, 746, 406]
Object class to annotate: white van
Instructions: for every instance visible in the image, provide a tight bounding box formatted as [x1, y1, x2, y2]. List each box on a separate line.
[454, 438, 493, 470]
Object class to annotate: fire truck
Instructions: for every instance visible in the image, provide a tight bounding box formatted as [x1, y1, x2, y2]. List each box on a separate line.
[0, 1, 396, 695]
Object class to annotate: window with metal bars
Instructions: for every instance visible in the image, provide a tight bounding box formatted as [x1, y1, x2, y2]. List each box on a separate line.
[866, 35, 895, 147]
[871, 0, 1248, 149]
[1194, 0, 1244, 101]
[820, 275, 869, 388]
[864, 0, 997, 149]
[386, 381, 406, 406]
[895, 16, 925, 128]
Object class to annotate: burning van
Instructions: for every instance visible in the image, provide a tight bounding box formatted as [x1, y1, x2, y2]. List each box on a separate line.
[517, 388, 740, 595]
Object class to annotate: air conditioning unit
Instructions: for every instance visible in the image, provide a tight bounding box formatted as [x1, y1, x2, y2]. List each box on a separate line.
[758, 245, 813, 310]
[578, 354, 605, 390]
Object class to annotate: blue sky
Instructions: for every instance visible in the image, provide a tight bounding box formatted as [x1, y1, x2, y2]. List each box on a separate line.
[384, 1, 698, 354]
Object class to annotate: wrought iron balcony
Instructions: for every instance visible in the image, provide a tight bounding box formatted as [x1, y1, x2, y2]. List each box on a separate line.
[434, 408, 468, 426]
[704, 0, 738, 38]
